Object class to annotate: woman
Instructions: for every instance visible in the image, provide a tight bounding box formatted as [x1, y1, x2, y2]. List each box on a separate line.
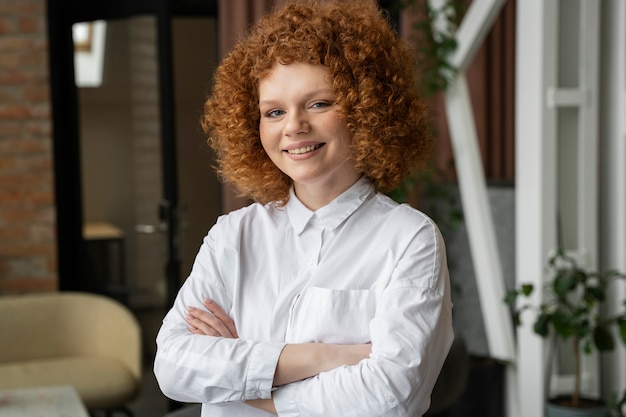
[154, 1, 454, 416]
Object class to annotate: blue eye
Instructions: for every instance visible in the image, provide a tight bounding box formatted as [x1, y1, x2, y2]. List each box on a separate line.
[311, 101, 331, 109]
[266, 109, 285, 118]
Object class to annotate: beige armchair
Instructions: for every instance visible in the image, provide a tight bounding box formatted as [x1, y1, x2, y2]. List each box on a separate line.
[0, 291, 142, 416]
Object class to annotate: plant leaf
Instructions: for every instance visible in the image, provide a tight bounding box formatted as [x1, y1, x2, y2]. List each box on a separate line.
[585, 286, 605, 303]
[593, 324, 615, 351]
[553, 269, 577, 298]
[553, 308, 576, 338]
[521, 284, 534, 297]
[618, 318, 626, 346]
[503, 290, 518, 306]
[534, 313, 551, 337]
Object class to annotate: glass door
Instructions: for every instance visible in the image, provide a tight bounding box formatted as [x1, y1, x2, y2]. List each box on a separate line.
[75, 15, 221, 311]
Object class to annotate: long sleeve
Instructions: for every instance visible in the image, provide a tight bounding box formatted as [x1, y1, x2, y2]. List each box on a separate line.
[153, 181, 454, 417]
[153, 222, 286, 405]
[273, 220, 454, 417]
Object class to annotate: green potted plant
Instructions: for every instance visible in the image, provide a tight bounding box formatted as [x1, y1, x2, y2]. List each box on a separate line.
[505, 249, 626, 416]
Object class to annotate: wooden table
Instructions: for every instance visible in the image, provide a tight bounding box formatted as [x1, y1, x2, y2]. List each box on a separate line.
[83, 221, 128, 302]
[0, 385, 89, 417]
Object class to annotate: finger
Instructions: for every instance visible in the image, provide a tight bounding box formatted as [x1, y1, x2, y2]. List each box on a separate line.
[204, 299, 239, 338]
[186, 313, 220, 336]
[185, 312, 207, 335]
[187, 320, 219, 337]
[187, 307, 235, 338]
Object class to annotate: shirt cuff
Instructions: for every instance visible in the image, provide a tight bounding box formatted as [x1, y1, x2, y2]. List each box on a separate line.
[244, 341, 285, 400]
[273, 382, 299, 417]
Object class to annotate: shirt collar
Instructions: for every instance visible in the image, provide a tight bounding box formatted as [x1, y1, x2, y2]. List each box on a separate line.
[285, 176, 375, 234]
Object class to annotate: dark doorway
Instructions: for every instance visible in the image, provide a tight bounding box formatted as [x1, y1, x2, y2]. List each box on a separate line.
[47, 0, 221, 310]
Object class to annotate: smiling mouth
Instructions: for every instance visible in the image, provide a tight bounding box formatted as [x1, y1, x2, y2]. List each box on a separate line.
[286, 143, 325, 155]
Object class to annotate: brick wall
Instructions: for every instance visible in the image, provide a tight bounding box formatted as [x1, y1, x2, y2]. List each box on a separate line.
[0, 0, 57, 294]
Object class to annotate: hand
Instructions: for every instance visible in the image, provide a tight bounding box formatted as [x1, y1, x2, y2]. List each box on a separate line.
[186, 299, 239, 338]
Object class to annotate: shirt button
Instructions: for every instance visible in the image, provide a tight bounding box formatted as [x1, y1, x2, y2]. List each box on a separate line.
[385, 394, 396, 403]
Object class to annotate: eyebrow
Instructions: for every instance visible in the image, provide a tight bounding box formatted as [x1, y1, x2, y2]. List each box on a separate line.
[258, 88, 335, 106]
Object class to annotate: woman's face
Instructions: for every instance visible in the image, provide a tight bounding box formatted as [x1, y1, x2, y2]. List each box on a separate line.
[258, 62, 360, 207]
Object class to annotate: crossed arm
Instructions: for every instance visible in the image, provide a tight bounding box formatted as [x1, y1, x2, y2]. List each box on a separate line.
[186, 299, 372, 414]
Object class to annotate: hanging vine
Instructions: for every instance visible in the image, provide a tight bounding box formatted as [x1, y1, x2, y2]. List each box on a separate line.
[384, 0, 465, 236]
[389, 0, 465, 97]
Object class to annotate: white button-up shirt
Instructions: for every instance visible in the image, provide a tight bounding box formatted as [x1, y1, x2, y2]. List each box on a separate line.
[154, 177, 454, 417]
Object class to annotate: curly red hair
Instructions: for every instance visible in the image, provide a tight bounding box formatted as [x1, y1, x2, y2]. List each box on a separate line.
[203, 0, 431, 205]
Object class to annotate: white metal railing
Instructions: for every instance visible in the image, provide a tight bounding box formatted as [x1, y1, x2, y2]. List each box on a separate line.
[546, 0, 601, 400]
[599, 0, 626, 402]
[430, 0, 513, 363]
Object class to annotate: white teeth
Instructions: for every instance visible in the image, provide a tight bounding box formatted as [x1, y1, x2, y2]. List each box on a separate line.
[287, 144, 322, 154]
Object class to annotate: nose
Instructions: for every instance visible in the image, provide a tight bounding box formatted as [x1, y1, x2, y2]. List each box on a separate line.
[284, 110, 310, 136]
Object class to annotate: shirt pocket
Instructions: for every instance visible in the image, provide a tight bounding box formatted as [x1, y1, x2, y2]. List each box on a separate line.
[285, 286, 376, 344]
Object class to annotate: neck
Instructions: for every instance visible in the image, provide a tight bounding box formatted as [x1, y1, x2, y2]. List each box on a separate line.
[294, 175, 361, 211]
